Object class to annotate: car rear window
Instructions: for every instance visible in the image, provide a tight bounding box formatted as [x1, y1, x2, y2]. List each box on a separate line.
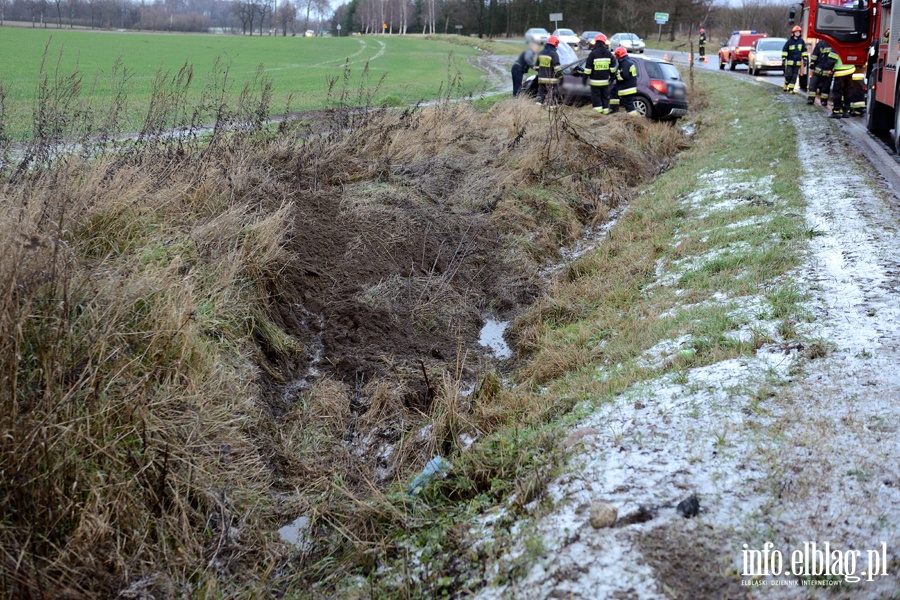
[645, 61, 683, 81]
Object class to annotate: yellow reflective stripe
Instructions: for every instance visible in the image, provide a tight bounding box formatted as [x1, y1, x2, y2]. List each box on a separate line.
[538, 56, 552, 67]
[537, 79, 558, 84]
[850, 101, 866, 107]
[618, 87, 637, 95]
[852, 73, 865, 80]
[589, 80, 610, 86]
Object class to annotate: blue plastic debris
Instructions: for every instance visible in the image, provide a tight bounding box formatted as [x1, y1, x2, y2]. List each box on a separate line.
[406, 456, 451, 495]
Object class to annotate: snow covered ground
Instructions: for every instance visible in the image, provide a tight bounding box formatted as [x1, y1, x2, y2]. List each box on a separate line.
[475, 103, 900, 598]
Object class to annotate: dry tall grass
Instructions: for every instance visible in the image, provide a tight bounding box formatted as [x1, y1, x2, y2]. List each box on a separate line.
[0, 53, 689, 597]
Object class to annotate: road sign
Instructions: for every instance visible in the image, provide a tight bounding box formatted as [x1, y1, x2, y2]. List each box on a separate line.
[455, 24, 463, 31]
[336, 24, 341, 29]
[656, 19, 666, 25]
[549, 12, 562, 32]
[654, 12, 669, 22]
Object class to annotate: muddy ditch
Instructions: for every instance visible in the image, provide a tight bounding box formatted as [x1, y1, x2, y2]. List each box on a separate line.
[255, 98, 691, 556]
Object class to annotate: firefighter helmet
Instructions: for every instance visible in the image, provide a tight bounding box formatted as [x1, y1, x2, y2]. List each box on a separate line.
[594, 33, 608, 44]
[792, 26, 802, 33]
[547, 35, 560, 47]
[614, 46, 627, 59]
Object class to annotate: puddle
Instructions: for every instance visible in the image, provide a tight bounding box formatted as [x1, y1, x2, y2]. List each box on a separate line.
[278, 515, 312, 551]
[282, 305, 326, 401]
[479, 318, 512, 359]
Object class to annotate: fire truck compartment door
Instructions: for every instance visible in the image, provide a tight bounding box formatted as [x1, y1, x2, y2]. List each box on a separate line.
[815, 3, 870, 42]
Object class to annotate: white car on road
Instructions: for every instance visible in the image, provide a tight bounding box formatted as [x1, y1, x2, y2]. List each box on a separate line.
[525, 28, 550, 44]
[610, 32, 646, 53]
[552, 28, 580, 48]
[748, 37, 788, 75]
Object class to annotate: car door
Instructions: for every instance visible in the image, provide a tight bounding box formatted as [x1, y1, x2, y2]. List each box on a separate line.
[560, 60, 590, 102]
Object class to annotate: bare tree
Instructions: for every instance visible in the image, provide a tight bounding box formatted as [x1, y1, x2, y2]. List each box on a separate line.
[276, 0, 294, 34]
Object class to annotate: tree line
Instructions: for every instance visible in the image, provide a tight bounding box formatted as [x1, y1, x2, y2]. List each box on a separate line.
[0, 0, 792, 41]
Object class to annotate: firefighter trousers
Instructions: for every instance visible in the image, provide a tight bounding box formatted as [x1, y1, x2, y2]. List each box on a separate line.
[590, 84, 610, 112]
[620, 93, 637, 113]
[848, 77, 866, 114]
[830, 76, 851, 114]
[536, 82, 558, 105]
[807, 73, 832, 105]
[610, 85, 620, 113]
[784, 65, 800, 91]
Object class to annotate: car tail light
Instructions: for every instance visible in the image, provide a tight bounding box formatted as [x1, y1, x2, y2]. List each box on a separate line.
[649, 79, 668, 95]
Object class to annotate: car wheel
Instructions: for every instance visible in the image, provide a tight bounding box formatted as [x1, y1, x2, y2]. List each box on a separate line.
[719, 55, 725, 70]
[631, 96, 652, 118]
[867, 73, 892, 133]
[639, 49, 644, 53]
[729, 58, 736, 71]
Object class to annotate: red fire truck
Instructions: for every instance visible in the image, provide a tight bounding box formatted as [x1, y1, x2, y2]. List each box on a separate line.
[789, 0, 900, 143]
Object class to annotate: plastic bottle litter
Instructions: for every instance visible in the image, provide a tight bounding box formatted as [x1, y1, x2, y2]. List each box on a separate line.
[406, 456, 451, 495]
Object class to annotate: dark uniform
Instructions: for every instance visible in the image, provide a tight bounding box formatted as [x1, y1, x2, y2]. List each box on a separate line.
[535, 44, 561, 105]
[807, 40, 837, 107]
[830, 59, 855, 117]
[781, 35, 808, 92]
[698, 31, 707, 59]
[616, 54, 639, 114]
[511, 48, 536, 97]
[584, 42, 617, 114]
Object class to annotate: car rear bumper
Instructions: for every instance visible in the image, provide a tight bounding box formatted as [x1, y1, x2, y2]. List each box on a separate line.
[652, 98, 689, 119]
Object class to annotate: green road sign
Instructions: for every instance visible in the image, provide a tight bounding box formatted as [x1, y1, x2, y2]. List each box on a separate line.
[654, 12, 669, 22]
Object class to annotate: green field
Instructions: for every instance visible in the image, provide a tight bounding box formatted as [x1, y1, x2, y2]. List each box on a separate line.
[0, 28, 493, 139]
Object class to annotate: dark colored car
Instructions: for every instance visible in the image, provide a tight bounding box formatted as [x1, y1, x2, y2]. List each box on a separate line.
[523, 55, 688, 120]
[579, 30, 603, 50]
[719, 30, 768, 71]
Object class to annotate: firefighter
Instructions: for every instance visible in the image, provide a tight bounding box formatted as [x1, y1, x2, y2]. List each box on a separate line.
[583, 34, 617, 114]
[830, 58, 855, 118]
[511, 43, 538, 97]
[807, 39, 837, 107]
[781, 26, 808, 93]
[614, 46, 640, 115]
[698, 28, 707, 62]
[535, 36, 562, 106]
[848, 71, 866, 116]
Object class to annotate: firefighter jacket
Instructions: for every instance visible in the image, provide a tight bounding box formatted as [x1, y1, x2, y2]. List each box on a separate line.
[699, 32, 706, 48]
[584, 44, 617, 86]
[616, 56, 638, 95]
[832, 56, 855, 78]
[810, 40, 838, 75]
[781, 36, 808, 66]
[536, 45, 561, 84]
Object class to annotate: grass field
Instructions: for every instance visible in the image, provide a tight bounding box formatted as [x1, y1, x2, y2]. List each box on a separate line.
[0, 28, 493, 138]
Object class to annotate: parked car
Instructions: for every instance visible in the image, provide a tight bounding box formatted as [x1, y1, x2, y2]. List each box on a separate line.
[552, 28, 580, 48]
[525, 28, 550, 44]
[579, 30, 603, 50]
[719, 30, 768, 71]
[522, 54, 688, 120]
[610, 32, 646, 53]
[748, 37, 787, 75]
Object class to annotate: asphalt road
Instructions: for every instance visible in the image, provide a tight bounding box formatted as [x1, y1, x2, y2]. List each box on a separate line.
[642, 46, 900, 197]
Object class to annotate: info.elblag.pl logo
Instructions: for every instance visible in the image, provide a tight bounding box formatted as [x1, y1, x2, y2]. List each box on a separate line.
[741, 542, 891, 586]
